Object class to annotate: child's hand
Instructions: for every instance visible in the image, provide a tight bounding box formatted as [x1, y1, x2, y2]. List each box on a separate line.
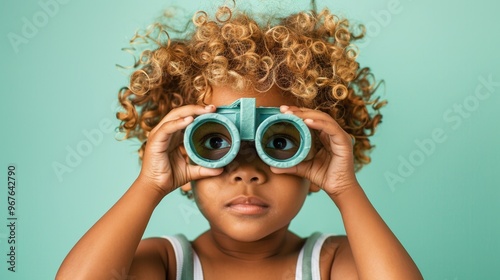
[271, 106, 358, 197]
[138, 104, 223, 197]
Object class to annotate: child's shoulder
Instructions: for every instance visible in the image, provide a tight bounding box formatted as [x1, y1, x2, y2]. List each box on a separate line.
[129, 237, 177, 279]
[320, 235, 358, 279]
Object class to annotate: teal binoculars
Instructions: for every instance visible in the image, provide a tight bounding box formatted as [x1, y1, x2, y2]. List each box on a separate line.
[183, 98, 312, 168]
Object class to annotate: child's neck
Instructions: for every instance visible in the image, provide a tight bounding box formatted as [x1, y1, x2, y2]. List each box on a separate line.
[194, 227, 303, 261]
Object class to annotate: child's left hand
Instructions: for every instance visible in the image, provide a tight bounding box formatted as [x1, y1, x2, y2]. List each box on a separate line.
[271, 106, 358, 197]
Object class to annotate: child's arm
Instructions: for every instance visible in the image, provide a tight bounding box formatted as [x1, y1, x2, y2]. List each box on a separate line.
[56, 105, 221, 280]
[273, 106, 423, 280]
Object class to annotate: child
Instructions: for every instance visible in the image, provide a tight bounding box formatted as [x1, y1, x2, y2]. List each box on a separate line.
[57, 2, 423, 279]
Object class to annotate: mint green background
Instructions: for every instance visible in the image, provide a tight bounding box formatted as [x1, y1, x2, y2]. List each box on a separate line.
[1, 0, 499, 279]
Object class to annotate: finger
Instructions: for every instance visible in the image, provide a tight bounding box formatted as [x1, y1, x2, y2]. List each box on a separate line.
[150, 104, 216, 135]
[270, 160, 312, 179]
[148, 116, 195, 150]
[282, 107, 332, 123]
[304, 118, 352, 147]
[187, 165, 224, 182]
[280, 105, 314, 114]
[165, 104, 216, 122]
[281, 107, 353, 151]
[270, 165, 299, 175]
[279, 106, 345, 145]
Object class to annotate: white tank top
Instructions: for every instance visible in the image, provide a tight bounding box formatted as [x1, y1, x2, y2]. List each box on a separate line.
[162, 232, 333, 280]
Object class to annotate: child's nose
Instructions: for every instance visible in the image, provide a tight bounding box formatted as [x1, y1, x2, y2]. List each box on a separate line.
[226, 142, 267, 185]
[230, 167, 266, 184]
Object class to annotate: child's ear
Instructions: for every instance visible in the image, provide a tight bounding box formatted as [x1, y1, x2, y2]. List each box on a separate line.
[309, 182, 321, 193]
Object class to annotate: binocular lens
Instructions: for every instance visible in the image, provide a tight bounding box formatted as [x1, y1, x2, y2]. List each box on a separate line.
[260, 122, 301, 160]
[191, 122, 232, 160]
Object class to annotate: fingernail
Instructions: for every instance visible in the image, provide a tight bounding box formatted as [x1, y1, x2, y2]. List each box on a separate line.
[205, 105, 214, 110]
[281, 105, 289, 111]
[305, 119, 314, 124]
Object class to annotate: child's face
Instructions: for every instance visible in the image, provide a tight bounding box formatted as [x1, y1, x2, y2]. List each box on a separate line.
[188, 85, 316, 242]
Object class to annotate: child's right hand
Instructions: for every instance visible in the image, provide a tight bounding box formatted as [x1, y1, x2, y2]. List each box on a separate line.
[138, 104, 223, 197]
[57, 104, 223, 279]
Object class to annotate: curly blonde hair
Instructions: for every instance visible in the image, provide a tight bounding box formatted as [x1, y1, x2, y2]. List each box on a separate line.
[117, 5, 385, 171]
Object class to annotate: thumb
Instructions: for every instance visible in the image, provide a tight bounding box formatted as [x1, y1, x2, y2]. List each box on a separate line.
[270, 160, 312, 178]
[187, 165, 224, 182]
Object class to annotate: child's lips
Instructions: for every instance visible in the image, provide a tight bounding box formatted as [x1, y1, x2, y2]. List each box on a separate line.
[225, 196, 270, 215]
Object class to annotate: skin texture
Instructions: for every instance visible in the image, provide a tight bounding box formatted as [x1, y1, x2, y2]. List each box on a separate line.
[56, 85, 423, 279]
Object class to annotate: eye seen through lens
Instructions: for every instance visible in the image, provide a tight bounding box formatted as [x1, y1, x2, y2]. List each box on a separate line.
[261, 122, 300, 160]
[192, 122, 232, 160]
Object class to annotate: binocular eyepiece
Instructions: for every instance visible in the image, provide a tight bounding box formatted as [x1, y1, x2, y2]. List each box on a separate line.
[183, 98, 311, 168]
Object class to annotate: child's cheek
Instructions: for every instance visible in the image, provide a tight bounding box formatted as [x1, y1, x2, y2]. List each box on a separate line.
[191, 177, 223, 204]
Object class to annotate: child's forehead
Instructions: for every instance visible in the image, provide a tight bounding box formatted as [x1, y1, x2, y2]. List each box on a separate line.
[205, 85, 300, 107]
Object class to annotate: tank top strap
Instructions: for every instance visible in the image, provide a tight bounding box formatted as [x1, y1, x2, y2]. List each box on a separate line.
[295, 232, 334, 280]
[162, 234, 195, 280]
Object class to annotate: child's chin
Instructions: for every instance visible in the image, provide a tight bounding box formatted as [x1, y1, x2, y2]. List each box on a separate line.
[221, 226, 288, 243]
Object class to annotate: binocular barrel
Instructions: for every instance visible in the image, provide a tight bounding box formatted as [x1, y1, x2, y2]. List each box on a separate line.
[183, 98, 311, 168]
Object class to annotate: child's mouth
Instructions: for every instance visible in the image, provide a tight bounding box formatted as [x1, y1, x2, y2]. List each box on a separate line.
[225, 196, 270, 215]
